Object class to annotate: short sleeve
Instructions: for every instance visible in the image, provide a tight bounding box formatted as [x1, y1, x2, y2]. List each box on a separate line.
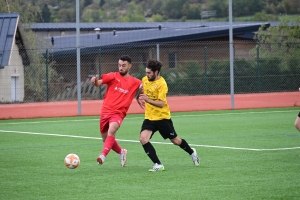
[101, 73, 115, 84]
[157, 82, 168, 102]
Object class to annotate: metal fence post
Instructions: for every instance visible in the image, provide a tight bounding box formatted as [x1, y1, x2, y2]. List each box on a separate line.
[156, 44, 160, 61]
[204, 46, 208, 94]
[46, 49, 49, 101]
[98, 48, 101, 99]
[256, 45, 261, 92]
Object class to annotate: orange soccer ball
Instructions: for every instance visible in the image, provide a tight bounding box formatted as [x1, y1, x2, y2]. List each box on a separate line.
[64, 153, 80, 169]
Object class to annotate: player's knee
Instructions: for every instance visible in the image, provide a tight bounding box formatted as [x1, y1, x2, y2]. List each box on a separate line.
[295, 116, 300, 132]
[295, 123, 300, 131]
[139, 136, 148, 145]
[171, 137, 181, 145]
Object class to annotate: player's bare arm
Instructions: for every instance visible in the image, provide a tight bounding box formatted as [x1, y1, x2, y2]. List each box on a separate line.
[136, 84, 145, 109]
[91, 75, 103, 87]
[139, 94, 164, 108]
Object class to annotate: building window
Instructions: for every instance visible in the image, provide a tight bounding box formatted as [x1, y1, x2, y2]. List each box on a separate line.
[169, 52, 177, 68]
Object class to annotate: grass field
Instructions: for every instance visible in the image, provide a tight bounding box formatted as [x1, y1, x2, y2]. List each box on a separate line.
[1, 107, 300, 199]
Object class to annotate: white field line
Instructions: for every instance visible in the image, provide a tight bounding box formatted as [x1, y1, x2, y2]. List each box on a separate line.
[0, 109, 298, 125]
[1, 129, 300, 152]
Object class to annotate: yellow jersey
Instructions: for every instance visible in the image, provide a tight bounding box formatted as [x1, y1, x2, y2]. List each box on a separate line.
[142, 76, 171, 120]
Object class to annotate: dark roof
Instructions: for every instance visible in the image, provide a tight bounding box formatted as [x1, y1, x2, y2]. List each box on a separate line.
[0, 13, 19, 68]
[31, 21, 279, 31]
[44, 23, 268, 57]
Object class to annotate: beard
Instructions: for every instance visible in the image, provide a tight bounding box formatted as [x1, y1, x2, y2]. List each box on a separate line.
[119, 70, 128, 76]
[148, 75, 156, 81]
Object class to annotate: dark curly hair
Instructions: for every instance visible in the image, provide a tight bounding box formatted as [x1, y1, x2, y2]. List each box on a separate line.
[146, 59, 162, 73]
[119, 55, 132, 64]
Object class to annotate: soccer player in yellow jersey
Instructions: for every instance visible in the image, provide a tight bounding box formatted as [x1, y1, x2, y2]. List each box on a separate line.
[137, 59, 200, 172]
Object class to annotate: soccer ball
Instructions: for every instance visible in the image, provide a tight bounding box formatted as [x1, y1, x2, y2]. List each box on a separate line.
[64, 153, 80, 169]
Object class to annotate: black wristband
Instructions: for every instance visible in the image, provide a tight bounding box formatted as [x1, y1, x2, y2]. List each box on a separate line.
[298, 112, 300, 117]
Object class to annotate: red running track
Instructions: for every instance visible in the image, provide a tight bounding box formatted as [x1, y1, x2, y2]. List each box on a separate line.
[0, 92, 299, 119]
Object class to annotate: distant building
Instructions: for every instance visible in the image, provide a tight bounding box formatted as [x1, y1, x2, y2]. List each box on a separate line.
[38, 22, 266, 83]
[0, 13, 25, 103]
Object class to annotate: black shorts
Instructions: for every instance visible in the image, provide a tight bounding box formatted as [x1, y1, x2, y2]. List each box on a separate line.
[140, 119, 178, 140]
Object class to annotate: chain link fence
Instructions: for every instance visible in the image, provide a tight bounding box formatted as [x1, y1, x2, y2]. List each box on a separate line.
[1, 40, 300, 103]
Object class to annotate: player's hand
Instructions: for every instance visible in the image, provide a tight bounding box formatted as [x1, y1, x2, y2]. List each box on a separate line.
[137, 98, 145, 109]
[91, 75, 98, 85]
[139, 94, 149, 102]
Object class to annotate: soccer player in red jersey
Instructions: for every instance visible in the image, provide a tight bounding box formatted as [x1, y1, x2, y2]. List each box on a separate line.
[91, 55, 142, 167]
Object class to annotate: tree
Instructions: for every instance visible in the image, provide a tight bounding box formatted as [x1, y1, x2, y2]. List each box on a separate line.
[56, 8, 75, 22]
[148, 14, 164, 22]
[120, 2, 146, 22]
[151, 0, 164, 15]
[162, 0, 186, 19]
[182, 3, 201, 19]
[252, 18, 300, 92]
[254, 18, 300, 57]
[208, 0, 228, 18]
[41, 4, 51, 22]
[84, 0, 93, 7]
[1, 0, 59, 101]
[252, 11, 278, 21]
[233, 0, 264, 17]
[0, 0, 42, 23]
[99, 0, 105, 7]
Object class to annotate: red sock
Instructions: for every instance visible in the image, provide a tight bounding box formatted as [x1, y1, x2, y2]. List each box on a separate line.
[102, 135, 115, 157]
[112, 140, 122, 154]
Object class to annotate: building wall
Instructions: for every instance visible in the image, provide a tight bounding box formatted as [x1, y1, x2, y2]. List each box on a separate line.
[51, 39, 256, 83]
[47, 40, 257, 100]
[150, 39, 255, 70]
[0, 43, 24, 102]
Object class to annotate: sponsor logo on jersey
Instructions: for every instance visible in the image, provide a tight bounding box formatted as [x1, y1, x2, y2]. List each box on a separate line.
[114, 86, 129, 94]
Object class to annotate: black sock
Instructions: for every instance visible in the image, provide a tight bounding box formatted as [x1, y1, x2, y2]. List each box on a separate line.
[142, 142, 161, 164]
[179, 139, 194, 155]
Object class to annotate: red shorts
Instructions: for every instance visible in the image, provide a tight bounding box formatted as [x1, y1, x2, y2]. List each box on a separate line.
[100, 114, 124, 134]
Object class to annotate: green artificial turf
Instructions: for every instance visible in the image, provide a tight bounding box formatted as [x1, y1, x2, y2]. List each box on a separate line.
[0, 107, 299, 199]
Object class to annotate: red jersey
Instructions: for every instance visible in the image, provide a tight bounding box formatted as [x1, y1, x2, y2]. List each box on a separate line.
[101, 72, 141, 117]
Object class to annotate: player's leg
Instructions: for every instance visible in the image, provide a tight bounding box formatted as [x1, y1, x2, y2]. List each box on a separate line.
[105, 114, 128, 167]
[97, 116, 109, 165]
[98, 122, 119, 164]
[97, 115, 120, 165]
[170, 137, 200, 166]
[140, 129, 161, 164]
[110, 114, 123, 155]
[294, 112, 300, 131]
[158, 120, 192, 154]
[103, 121, 119, 155]
[170, 136, 193, 154]
[100, 121, 128, 167]
[140, 120, 164, 171]
[160, 119, 200, 166]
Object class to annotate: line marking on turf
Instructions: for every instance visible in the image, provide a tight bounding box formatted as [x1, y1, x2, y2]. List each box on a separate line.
[1, 129, 300, 152]
[0, 109, 298, 125]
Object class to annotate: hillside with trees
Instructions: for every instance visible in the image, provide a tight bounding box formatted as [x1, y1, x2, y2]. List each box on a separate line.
[1, 0, 299, 23]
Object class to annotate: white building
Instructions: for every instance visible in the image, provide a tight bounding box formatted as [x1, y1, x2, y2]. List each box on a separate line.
[0, 13, 24, 102]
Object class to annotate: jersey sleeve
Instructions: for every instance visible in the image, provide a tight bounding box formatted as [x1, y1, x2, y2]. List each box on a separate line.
[157, 81, 168, 102]
[131, 77, 142, 93]
[101, 73, 115, 84]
